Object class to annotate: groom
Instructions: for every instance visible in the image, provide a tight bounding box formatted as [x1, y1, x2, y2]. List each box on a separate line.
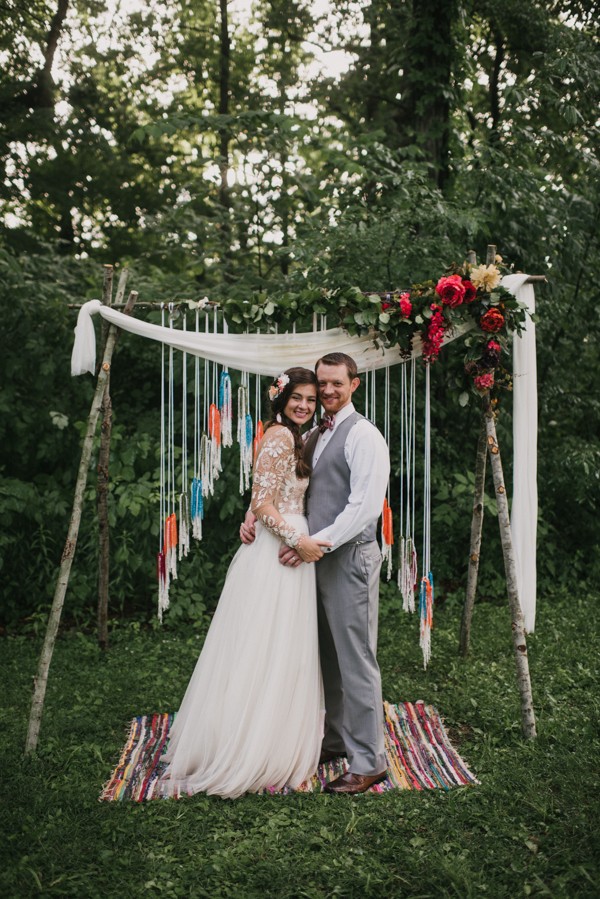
[241, 352, 390, 794]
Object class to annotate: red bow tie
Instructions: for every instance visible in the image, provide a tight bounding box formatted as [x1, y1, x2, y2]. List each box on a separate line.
[318, 414, 335, 433]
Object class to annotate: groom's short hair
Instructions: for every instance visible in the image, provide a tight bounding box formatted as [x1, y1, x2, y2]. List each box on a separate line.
[315, 353, 358, 381]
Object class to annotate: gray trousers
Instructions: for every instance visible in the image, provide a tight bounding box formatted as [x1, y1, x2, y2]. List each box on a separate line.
[316, 541, 386, 775]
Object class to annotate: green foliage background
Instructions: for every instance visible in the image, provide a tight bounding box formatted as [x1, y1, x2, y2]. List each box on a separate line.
[0, 0, 599, 630]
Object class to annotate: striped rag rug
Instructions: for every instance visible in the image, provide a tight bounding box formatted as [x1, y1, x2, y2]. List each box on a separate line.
[100, 700, 479, 801]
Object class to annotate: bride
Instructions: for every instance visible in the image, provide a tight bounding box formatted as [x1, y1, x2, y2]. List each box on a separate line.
[159, 367, 329, 799]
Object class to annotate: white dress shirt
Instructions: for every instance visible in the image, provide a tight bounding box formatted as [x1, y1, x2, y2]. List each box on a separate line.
[309, 402, 390, 551]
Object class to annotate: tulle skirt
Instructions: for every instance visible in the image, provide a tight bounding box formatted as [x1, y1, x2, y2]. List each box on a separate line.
[159, 514, 324, 799]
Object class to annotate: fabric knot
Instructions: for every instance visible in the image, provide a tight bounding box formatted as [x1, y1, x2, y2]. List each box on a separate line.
[318, 414, 335, 434]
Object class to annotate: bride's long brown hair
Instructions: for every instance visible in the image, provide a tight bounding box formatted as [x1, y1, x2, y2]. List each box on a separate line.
[265, 367, 318, 479]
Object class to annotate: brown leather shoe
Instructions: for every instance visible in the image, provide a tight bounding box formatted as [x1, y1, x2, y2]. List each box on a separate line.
[319, 749, 347, 765]
[324, 771, 387, 794]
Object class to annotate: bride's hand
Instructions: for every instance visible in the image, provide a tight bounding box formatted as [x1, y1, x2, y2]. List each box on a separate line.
[239, 511, 257, 545]
[296, 536, 331, 563]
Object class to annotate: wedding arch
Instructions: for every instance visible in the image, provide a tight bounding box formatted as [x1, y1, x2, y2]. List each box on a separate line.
[25, 245, 541, 753]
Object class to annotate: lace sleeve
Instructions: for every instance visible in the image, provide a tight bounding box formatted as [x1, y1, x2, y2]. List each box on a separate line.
[251, 427, 301, 548]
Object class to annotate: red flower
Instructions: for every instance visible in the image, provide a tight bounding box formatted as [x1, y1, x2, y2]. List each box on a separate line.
[482, 337, 502, 368]
[480, 308, 505, 333]
[381, 301, 393, 311]
[422, 306, 446, 362]
[435, 274, 466, 307]
[462, 279, 477, 303]
[399, 292, 412, 317]
[474, 372, 495, 391]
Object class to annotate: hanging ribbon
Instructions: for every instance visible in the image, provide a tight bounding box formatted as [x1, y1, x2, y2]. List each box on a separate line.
[253, 418, 263, 462]
[382, 497, 394, 581]
[164, 511, 178, 581]
[165, 307, 178, 583]
[219, 370, 233, 448]
[237, 381, 254, 493]
[157, 550, 167, 622]
[178, 313, 190, 561]
[209, 398, 222, 483]
[201, 433, 213, 497]
[157, 304, 169, 621]
[253, 372, 263, 462]
[381, 367, 394, 580]
[189, 309, 204, 540]
[178, 491, 190, 560]
[398, 358, 418, 611]
[190, 476, 203, 540]
[419, 573, 434, 669]
[209, 402, 221, 442]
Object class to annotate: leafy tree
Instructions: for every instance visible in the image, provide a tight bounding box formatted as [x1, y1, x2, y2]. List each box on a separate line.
[0, 0, 598, 629]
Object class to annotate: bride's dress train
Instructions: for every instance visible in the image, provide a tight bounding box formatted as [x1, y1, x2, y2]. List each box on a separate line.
[159, 427, 324, 799]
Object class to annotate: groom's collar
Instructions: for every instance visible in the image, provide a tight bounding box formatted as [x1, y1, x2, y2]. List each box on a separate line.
[328, 403, 355, 428]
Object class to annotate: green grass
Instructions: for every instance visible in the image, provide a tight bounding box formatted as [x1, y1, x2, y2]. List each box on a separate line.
[1, 585, 599, 898]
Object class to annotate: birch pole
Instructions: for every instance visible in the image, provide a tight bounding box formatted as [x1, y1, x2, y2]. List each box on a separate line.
[25, 288, 138, 755]
[484, 403, 537, 739]
[97, 268, 128, 650]
[459, 420, 487, 656]
[459, 249, 486, 656]
[459, 247, 489, 656]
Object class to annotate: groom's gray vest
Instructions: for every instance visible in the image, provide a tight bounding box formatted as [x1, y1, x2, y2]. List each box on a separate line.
[305, 411, 377, 544]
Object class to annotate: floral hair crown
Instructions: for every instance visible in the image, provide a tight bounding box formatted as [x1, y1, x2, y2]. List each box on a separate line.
[268, 372, 290, 401]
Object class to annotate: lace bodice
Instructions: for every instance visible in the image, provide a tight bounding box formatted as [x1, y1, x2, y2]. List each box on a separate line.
[251, 426, 308, 547]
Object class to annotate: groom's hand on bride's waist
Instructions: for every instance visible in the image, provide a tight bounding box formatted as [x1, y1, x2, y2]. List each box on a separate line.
[279, 545, 302, 567]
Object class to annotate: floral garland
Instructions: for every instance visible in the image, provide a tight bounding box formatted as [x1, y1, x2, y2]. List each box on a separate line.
[345, 255, 530, 397]
[220, 254, 531, 400]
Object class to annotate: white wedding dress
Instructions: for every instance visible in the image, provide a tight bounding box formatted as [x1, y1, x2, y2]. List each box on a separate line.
[159, 426, 324, 799]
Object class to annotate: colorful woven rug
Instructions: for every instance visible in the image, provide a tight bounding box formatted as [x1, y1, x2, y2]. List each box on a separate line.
[100, 700, 479, 801]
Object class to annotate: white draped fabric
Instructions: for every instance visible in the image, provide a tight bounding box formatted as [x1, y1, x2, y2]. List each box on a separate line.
[71, 298, 474, 377]
[71, 278, 537, 630]
[503, 274, 538, 632]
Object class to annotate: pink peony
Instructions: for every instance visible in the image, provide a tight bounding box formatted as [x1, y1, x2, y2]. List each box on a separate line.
[473, 372, 495, 391]
[435, 274, 466, 307]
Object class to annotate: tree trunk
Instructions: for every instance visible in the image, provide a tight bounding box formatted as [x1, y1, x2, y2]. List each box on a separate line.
[25, 288, 138, 755]
[489, 26, 505, 140]
[459, 419, 487, 656]
[484, 403, 537, 739]
[394, 0, 457, 190]
[278, 26, 290, 277]
[218, 0, 232, 279]
[24, 0, 70, 110]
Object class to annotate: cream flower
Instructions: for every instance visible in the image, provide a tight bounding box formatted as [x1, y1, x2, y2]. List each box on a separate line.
[268, 372, 290, 400]
[470, 264, 501, 292]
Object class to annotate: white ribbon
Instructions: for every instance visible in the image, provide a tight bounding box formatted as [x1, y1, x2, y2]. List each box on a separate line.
[71, 299, 103, 376]
[70, 300, 474, 377]
[502, 274, 537, 632]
